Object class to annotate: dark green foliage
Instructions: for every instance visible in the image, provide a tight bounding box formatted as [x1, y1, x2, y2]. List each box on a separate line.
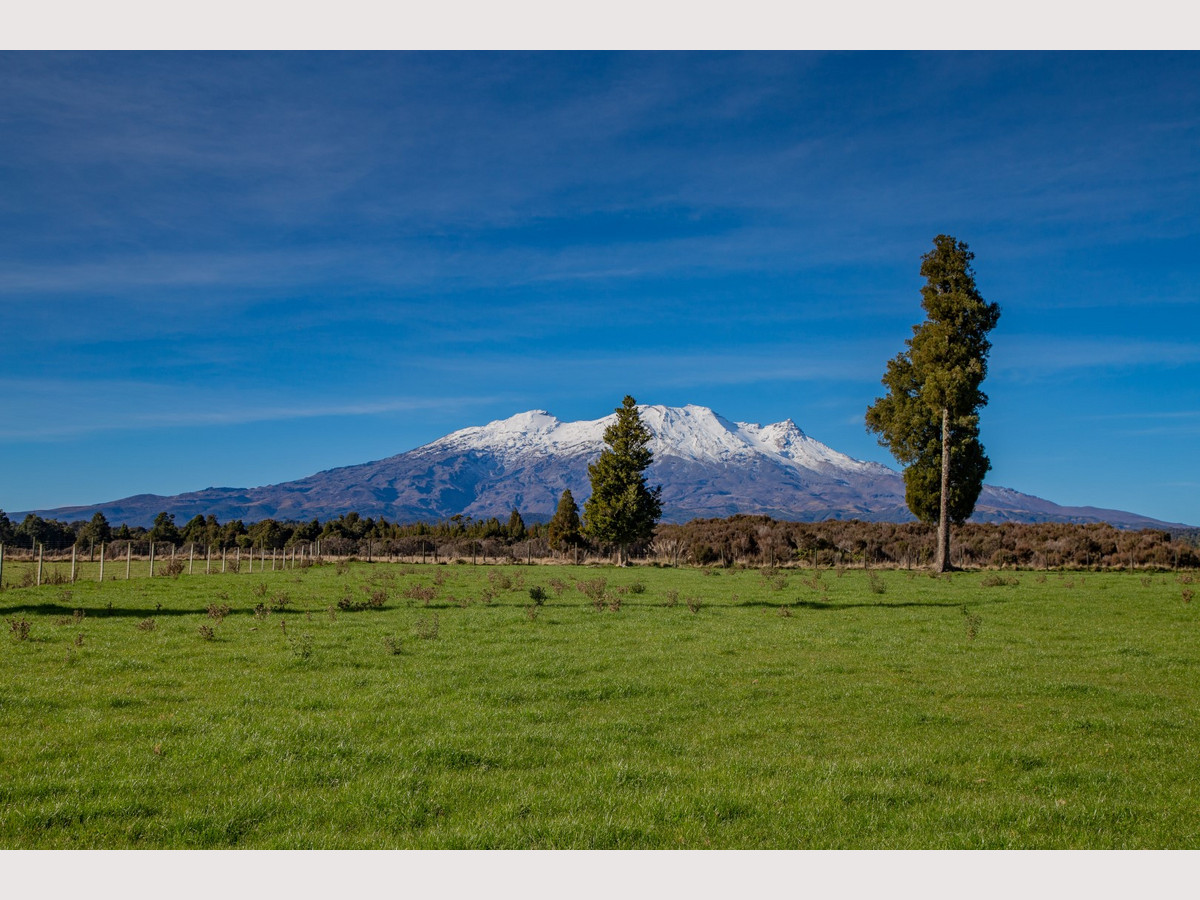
[547, 489, 584, 551]
[0, 509, 14, 544]
[149, 512, 183, 547]
[14, 513, 74, 550]
[583, 396, 663, 564]
[76, 511, 112, 548]
[506, 509, 526, 542]
[866, 236, 1000, 570]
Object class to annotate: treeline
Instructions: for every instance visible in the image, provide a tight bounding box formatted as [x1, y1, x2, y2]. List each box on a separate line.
[654, 516, 1200, 570]
[3, 507, 1197, 569]
[0, 508, 544, 553]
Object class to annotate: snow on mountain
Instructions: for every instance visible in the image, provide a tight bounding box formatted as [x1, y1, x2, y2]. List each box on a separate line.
[427, 404, 891, 478]
[17, 404, 1189, 529]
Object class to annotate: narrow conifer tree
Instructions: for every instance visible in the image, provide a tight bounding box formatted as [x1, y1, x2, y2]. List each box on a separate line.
[583, 396, 663, 566]
[507, 508, 526, 542]
[547, 489, 583, 552]
[866, 235, 1000, 572]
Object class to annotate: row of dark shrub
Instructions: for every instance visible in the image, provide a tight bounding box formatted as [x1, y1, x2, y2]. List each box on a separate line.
[653, 516, 1200, 570]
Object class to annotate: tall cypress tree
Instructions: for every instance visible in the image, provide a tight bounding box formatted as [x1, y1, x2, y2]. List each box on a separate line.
[866, 235, 1000, 572]
[584, 396, 663, 566]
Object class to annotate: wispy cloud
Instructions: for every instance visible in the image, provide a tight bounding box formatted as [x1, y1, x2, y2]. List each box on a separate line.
[993, 336, 1200, 377]
[0, 378, 497, 441]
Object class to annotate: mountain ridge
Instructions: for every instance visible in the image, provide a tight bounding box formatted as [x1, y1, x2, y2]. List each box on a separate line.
[14, 404, 1190, 530]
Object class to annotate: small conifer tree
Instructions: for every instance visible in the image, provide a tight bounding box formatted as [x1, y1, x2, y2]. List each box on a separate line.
[547, 489, 583, 552]
[507, 508, 526, 542]
[583, 396, 663, 565]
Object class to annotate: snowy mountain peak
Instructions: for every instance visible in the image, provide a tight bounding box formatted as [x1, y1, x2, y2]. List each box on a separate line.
[423, 403, 890, 478]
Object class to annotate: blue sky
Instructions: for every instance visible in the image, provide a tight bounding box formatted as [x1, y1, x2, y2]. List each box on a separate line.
[1, 51, 1198, 526]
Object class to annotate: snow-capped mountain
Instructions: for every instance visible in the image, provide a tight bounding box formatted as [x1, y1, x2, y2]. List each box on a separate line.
[20, 404, 1185, 529]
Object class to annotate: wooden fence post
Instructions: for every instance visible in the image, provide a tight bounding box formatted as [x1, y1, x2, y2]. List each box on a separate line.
[0, 543, 5, 590]
[189, 543, 194, 575]
[71, 545, 77, 583]
[99, 543, 105, 582]
[37, 543, 44, 586]
[149, 541, 155, 577]
[126, 543, 132, 580]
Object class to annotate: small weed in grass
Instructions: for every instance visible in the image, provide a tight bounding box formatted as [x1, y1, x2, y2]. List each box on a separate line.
[867, 571, 886, 595]
[207, 603, 231, 623]
[404, 585, 437, 606]
[778, 606, 793, 617]
[270, 592, 292, 611]
[413, 614, 440, 641]
[607, 594, 622, 613]
[664, 589, 679, 608]
[529, 585, 547, 605]
[981, 573, 1020, 587]
[9, 617, 31, 641]
[525, 605, 539, 621]
[628, 581, 646, 595]
[253, 603, 269, 621]
[160, 558, 184, 578]
[288, 633, 314, 660]
[73, 632, 84, 647]
[548, 578, 567, 596]
[136, 618, 157, 632]
[577, 578, 607, 602]
[1183, 588, 1194, 605]
[487, 570, 514, 592]
[382, 635, 403, 655]
[687, 597, 702, 614]
[197, 624, 215, 641]
[327, 605, 337, 621]
[961, 606, 982, 640]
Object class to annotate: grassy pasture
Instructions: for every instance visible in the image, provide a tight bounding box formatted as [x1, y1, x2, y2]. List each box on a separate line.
[1, 561, 1197, 848]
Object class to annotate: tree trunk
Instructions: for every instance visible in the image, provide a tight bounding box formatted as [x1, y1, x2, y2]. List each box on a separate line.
[935, 406, 952, 572]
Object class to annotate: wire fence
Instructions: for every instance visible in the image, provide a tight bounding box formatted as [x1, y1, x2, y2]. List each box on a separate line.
[0, 538, 597, 591]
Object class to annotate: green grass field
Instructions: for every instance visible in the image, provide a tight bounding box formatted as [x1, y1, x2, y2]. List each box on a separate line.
[1, 561, 1197, 848]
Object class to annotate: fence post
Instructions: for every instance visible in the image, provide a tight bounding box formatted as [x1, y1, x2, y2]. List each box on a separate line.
[99, 543, 105, 583]
[222, 547, 226, 574]
[0, 543, 4, 590]
[236, 547, 241, 572]
[149, 541, 155, 577]
[71, 544, 77, 583]
[37, 543, 44, 586]
[189, 543, 194, 575]
[206, 544, 211, 575]
[126, 543, 132, 580]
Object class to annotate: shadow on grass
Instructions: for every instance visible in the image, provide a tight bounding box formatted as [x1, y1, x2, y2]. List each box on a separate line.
[0, 602, 253, 619]
[738, 597, 1015, 611]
